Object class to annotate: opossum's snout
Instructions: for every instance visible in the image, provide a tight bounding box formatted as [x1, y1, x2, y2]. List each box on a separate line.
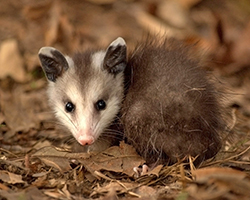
[78, 136, 94, 146]
[77, 129, 95, 146]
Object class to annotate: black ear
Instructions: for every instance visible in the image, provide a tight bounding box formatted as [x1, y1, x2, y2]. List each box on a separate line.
[103, 37, 127, 75]
[38, 47, 69, 82]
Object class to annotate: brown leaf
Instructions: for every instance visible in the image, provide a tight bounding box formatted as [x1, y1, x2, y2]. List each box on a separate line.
[33, 140, 53, 150]
[32, 146, 84, 173]
[193, 167, 247, 183]
[0, 39, 27, 82]
[43, 190, 65, 199]
[0, 183, 9, 191]
[61, 184, 72, 199]
[135, 185, 157, 198]
[0, 186, 48, 200]
[189, 167, 250, 199]
[91, 182, 137, 198]
[32, 146, 90, 159]
[0, 111, 4, 124]
[39, 157, 71, 173]
[132, 7, 186, 39]
[31, 145, 104, 173]
[44, 1, 76, 50]
[80, 141, 145, 177]
[1, 90, 39, 135]
[0, 170, 24, 184]
[24, 52, 42, 72]
[177, 0, 202, 8]
[45, 1, 61, 46]
[22, 1, 52, 20]
[32, 176, 49, 188]
[157, 0, 192, 29]
[145, 164, 163, 177]
[222, 20, 250, 76]
[86, 0, 116, 5]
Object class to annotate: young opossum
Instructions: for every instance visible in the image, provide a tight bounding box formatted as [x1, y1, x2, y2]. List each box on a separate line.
[38, 37, 224, 165]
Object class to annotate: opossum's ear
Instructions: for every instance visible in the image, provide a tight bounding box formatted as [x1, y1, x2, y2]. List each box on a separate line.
[103, 37, 127, 75]
[38, 47, 69, 82]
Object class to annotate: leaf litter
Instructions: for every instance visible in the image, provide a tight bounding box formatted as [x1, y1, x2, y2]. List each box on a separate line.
[1, 0, 250, 199]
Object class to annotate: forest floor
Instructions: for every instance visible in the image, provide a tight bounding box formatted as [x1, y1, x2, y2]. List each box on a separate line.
[1, 0, 250, 199]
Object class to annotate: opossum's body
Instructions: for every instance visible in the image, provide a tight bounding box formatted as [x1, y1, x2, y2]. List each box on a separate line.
[38, 37, 223, 165]
[123, 39, 223, 164]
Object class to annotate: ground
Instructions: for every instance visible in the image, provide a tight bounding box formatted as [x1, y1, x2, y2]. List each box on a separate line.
[1, 0, 250, 199]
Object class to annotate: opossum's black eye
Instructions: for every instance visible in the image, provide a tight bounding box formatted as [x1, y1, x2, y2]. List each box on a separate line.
[65, 102, 75, 113]
[95, 100, 106, 111]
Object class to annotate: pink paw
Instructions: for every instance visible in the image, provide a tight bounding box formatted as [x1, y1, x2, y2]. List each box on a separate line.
[133, 164, 149, 177]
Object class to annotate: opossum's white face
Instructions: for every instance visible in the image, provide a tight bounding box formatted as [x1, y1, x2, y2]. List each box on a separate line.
[38, 38, 127, 146]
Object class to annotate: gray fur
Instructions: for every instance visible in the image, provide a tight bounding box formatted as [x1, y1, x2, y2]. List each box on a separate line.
[122, 38, 223, 165]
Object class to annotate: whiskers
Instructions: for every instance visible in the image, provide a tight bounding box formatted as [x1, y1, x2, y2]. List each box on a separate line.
[103, 128, 124, 138]
[62, 135, 76, 145]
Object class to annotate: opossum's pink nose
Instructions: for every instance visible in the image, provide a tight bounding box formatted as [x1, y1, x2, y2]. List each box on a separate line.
[78, 135, 94, 146]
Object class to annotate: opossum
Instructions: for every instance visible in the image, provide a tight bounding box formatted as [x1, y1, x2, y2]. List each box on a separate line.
[38, 37, 224, 165]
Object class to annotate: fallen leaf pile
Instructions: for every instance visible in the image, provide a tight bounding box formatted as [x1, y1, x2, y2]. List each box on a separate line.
[1, 0, 250, 199]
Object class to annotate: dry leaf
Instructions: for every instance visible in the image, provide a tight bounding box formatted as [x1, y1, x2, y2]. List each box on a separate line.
[0, 186, 48, 200]
[158, 0, 192, 29]
[1, 90, 39, 135]
[0, 170, 24, 184]
[39, 157, 71, 173]
[33, 140, 53, 150]
[135, 185, 157, 197]
[145, 164, 163, 177]
[193, 167, 247, 183]
[45, 1, 76, 50]
[0, 183, 9, 191]
[86, 0, 116, 5]
[31, 176, 49, 188]
[91, 182, 137, 197]
[22, 1, 52, 20]
[177, 0, 202, 8]
[24, 52, 41, 72]
[32, 171, 49, 178]
[189, 167, 250, 199]
[132, 7, 185, 39]
[80, 141, 144, 177]
[32, 146, 88, 172]
[32, 146, 90, 159]
[45, 1, 61, 46]
[0, 39, 27, 82]
[61, 184, 72, 199]
[0, 111, 4, 124]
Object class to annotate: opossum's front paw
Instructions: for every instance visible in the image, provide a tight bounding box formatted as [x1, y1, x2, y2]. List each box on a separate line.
[133, 164, 149, 178]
